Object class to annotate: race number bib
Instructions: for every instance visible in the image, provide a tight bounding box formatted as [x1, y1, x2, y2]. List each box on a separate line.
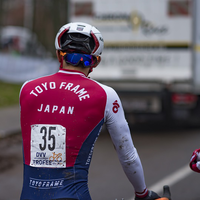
[30, 124, 66, 168]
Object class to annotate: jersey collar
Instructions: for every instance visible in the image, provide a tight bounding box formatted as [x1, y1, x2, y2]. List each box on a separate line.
[58, 69, 87, 77]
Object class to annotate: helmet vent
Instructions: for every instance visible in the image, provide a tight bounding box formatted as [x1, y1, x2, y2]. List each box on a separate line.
[60, 32, 95, 54]
[69, 33, 89, 42]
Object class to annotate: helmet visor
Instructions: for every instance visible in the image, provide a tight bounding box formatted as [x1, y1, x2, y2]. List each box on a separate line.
[63, 53, 98, 68]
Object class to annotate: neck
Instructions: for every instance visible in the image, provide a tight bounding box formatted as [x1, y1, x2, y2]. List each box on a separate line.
[62, 62, 90, 76]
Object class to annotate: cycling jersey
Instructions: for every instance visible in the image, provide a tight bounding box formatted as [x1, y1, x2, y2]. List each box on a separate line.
[20, 69, 147, 200]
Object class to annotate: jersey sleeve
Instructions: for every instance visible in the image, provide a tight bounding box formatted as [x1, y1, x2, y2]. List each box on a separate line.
[102, 85, 148, 196]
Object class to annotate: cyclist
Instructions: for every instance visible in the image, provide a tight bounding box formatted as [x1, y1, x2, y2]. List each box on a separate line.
[190, 148, 200, 173]
[20, 22, 160, 200]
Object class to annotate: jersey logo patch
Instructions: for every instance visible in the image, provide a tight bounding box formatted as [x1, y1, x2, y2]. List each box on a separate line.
[112, 100, 120, 113]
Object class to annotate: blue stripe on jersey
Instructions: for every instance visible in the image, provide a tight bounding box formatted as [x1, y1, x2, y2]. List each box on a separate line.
[74, 118, 104, 167]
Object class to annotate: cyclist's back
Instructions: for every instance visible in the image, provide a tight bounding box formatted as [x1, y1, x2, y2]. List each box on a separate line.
[20, 22, 160, 200]
[20, 69, 109, 199]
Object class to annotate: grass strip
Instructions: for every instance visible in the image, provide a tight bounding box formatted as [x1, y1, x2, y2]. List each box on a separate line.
[0, 81, 22, 108]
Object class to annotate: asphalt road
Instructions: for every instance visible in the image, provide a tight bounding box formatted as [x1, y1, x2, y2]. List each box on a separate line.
[0, 124, 200, 200]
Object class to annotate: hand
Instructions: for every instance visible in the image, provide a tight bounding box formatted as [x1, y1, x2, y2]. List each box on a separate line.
[190, 148, 200, 173]
[135, 190, 160, 200]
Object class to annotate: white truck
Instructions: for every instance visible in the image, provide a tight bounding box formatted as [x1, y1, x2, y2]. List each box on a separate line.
[70, 0, 200, 125]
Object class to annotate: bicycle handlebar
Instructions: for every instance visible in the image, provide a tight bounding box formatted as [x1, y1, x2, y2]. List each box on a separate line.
[156, 185, 171, 200]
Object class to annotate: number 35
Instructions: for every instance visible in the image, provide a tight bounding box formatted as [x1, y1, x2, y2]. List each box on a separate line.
[39, 126, 56, 151]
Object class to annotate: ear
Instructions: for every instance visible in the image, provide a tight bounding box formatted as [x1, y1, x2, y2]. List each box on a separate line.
[56, 50, 62, 63]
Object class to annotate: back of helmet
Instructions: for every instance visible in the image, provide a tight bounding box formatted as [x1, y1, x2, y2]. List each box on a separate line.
[55, 22, 104, 56]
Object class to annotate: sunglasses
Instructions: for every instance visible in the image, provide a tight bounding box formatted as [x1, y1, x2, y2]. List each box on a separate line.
[60, 52, 99, 68]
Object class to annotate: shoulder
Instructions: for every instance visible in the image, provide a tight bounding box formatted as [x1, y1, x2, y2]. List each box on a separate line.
[20, 74, 55, 94]
[21, 73, 56, 87]
[89, 78, 118, 97]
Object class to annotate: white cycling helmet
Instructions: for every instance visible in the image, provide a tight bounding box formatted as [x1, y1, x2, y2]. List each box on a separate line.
[55, 22, 104, 56]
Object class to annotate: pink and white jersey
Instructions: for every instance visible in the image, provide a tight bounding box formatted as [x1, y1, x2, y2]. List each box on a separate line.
[20, 69, 147, 200]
